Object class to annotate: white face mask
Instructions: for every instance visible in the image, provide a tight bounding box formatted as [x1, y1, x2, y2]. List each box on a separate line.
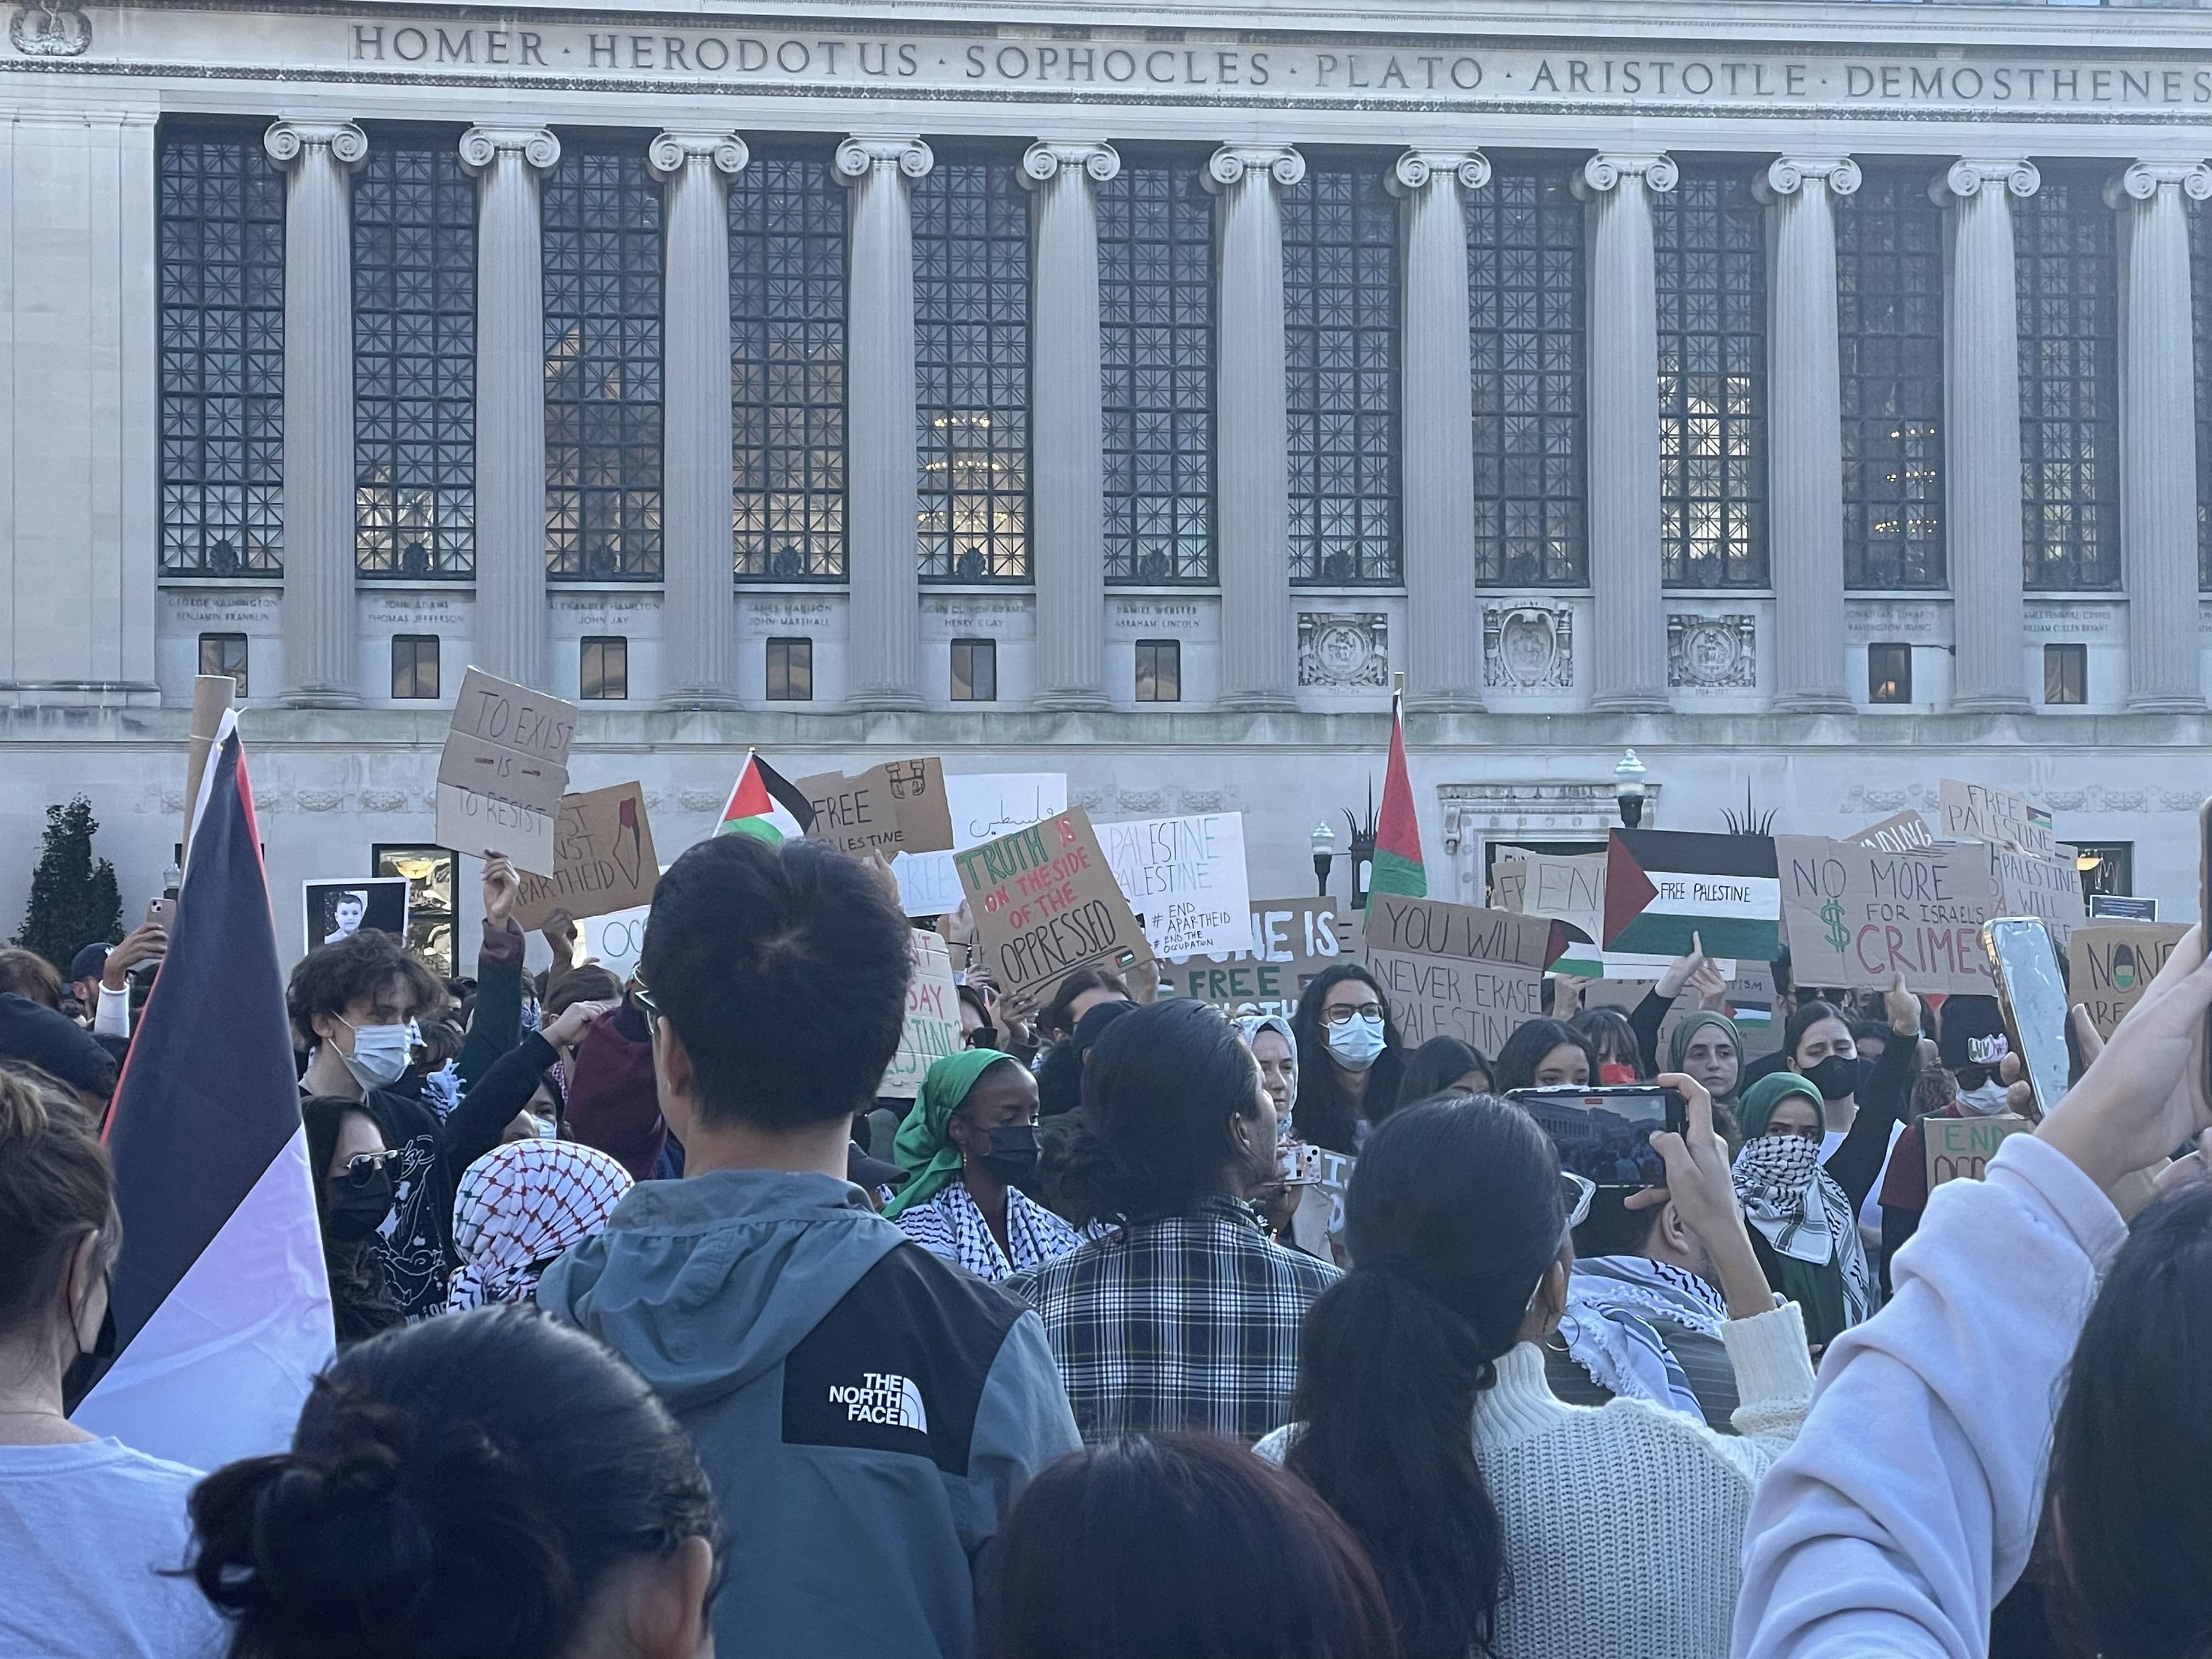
[1956, 1080, 2012, 1115]
[338, 1017, 418, 1090]
[1325, 1013, 1386, 1073]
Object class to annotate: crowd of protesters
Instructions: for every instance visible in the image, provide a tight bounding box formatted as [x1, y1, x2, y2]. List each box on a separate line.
[4, 823, 2212, 1658]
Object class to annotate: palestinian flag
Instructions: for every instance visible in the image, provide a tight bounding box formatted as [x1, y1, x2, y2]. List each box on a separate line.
[1370, 691, 1425, 898]
[717, 752, 815, 844]
[72, 713, 333, 1470]
[1603, 830, 1780, 963]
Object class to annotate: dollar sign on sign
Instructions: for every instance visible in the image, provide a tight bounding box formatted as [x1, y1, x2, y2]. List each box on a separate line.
[1819, 895, 1848, 955]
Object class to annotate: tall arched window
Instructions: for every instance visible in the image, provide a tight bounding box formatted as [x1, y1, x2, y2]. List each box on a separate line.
[159, 122, 284, 577]
[1284, 153, 1400, 585]
[2016, 171, 2119, 592]
[353, 131, 475, 579]
[543, 138, 663, 581]
[729, 148, 846, 581]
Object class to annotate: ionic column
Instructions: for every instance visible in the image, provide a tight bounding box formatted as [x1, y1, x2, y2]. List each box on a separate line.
[459, 126, 560, 689]
[1205, 145, 1302, 712]
[2108, 160, 2211, 713]
[1932, 159, 2039, 714]
[652, 130, 749, 710]
[265, 120, 366, 707]
[836, 136, 933, 710]
[1390, 149, 1489, 714]
[1572, 154, 1675, 712]
[1756, 156, 1860, 714]
[1022, 140, 1118, 712]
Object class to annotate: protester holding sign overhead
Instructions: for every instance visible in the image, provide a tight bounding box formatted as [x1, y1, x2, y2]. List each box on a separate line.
[1289, 966, 1408, 1154]
[887, 1051, 1081, 1283]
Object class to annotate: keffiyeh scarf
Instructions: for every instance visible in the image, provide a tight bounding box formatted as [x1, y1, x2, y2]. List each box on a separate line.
[1558, 1255, 1729, 1417]
[443, 1138, 633, 1313]
[1732, 1133, 1871, 1328]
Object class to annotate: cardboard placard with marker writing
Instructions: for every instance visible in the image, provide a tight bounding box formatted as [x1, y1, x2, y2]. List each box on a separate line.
[2068, 922, 2191, 1040]
[1364, 895, 1555, 1054]
[1775, 834, 1998, 994]
[512, 783, 659, 931]
[432, 668, 577, 874]
[953, 805, 1154, 1016]
[1163, 897, 1360, 1016]
[879, 929, 964, 1100]
[797, 758, 955, 860]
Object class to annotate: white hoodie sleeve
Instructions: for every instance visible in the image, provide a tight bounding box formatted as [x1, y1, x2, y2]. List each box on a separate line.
[1733, 1133, 2126, 1659]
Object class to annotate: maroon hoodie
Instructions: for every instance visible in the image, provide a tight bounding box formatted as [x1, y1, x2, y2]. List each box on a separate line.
[563, 998, 665, 1182]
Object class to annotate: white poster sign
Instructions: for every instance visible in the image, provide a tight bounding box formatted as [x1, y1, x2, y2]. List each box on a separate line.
[1101, 812, 1252, 958]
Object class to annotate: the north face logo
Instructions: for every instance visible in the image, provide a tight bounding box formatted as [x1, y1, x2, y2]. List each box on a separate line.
[826, 1372, 928, 1432]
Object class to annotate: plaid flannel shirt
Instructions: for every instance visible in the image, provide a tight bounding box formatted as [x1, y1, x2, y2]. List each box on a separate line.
[1005, 1194, 1340, 1443]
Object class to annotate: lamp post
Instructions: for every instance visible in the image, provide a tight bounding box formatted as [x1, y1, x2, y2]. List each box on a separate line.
[1310, 821, 1338, 899]
[1346, 793, 1378, 911]
[1613, 749, 1649, 830]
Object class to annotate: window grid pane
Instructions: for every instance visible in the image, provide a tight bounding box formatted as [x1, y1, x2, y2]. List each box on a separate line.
[1838, 170, 1946, 589]
[765, 636, 812, 702]
[2017, 175, 2120, 592]
[160, 125, 285, 577]
[1100, 154, 1214, 584]
[199, 633, 250, 696]
[731, 150, 847, 582]
[1656, 167, 1767, 588]
[1285, 155, 1400, 585]
[2188, 197, 2212, 589]
[579, 635, 628, 700]
[353, 133, 476, 579]
[1468, 167, 1586, 586]
[1134, 639, 1181, 702]
[2044, 642, 2087, 704]
[544, 141, 663, 580]
[915, 155, 1029, 582]
[950, 637, 997, 701]
[391, 635, 440, 699]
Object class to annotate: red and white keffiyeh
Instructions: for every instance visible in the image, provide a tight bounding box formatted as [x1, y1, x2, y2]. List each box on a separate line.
[443, 1138, 633, 1313]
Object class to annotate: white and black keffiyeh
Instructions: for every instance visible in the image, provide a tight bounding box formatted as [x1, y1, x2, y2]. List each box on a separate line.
[894, 1177, 1084, 1283]
[1732, 1133, 1871, 1327]
[1559, 1255, 1729, 1417]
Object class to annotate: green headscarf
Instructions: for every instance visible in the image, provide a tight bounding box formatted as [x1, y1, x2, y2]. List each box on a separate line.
[1735, 1070, 1822, 1142]
[882, 1049, 1018, 1218]
[1666, 1010, 1746, 1104]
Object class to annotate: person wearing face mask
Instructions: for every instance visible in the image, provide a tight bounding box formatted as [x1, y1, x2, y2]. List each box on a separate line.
[1290, 966, 1408, 1154]
[1733, 1072, 1877, 1350]
[1780, 981, 1921, 1242]
[300, 1094, 405, 1346]
[1876, 995, 2019, 1280]
[888, 1051, 1081, 1282]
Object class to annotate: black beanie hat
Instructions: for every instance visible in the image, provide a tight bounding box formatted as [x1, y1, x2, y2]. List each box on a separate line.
[1938, 994, 2010, 1074]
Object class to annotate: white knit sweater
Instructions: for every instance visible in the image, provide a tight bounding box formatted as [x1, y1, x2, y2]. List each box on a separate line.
[1257, 1301, 1815, 1659]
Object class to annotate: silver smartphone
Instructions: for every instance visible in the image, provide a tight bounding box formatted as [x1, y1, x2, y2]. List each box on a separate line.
[1980, 917, 2068, 1120]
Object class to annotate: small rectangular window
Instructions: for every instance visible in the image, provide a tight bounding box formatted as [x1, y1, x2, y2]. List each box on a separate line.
[765, 637, 812, 703]
[1867, 642, 1912, 706]
[391, 635, 441, 700]
[579, 635, 628, 701]
[2044, 642, 2087, 706]
[198, 632, 249, 697]
[1134, 640, 1181, 703]
[950, 637, 997, 703]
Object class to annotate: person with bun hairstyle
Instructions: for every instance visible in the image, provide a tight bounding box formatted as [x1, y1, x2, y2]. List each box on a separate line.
[0, 1065, 227, 1659]
[187, 1305, 718, 1659]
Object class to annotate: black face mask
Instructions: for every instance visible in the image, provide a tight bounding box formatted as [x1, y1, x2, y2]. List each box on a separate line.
[1803, 1054, 1858, 1103]
[328, 1170, 394, 1243]
[59, 1272, 116, 1413]
[975, 1124, 1041, 1186]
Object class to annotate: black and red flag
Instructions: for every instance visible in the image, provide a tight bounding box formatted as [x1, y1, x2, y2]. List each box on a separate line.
[72, 712, 332, 1468]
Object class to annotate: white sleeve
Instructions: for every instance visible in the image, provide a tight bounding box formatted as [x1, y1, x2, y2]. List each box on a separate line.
[93, 981, 131, 1039]
[1733, 1134, 2125, 1659]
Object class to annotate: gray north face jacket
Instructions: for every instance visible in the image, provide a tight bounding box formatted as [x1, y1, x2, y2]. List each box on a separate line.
[537, 1168, 1079, 1659]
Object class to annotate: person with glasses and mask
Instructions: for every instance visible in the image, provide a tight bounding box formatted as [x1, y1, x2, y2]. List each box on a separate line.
[887, 1051, 1081, 1282]
[1289, 966, 1408, 1154]
[1260, 1082, 1814, 1659]
[300, 1094, 406, 1346]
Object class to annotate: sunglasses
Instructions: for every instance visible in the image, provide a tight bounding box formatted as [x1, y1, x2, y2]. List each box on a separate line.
[1561, 1170, 1596, 1233]
[337, 1149, 402, 1187]
[632, 982, 661, 1042]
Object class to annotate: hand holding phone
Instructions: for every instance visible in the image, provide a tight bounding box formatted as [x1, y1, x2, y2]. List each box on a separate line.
[1980, 917, 2069, 1120]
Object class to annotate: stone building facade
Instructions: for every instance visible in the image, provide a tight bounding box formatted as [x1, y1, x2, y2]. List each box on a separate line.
[2, 0, 2211, 959]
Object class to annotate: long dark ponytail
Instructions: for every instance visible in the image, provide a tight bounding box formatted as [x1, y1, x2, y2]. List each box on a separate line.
[1283, 1094, 1565, 1659]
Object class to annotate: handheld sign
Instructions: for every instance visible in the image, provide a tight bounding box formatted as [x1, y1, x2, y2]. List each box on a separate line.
[513, 782, 660, 931]
[1163, 896, 1359, 1016]
[1989, 844, 2085, 951]
[2068, 922, 2190, 1040]
[796, 758, 955, 859]
[432, 668, 577, 874]
[1775, 834, 1999, 994]
[892, 771, 1068, 919]
[1101, 811, 1252, 959]
[954, 806, 1154, 1017]
[1938, 779, 2055, 857]
[879, 929, 963, 1099]
[1849, 810, 1936, 854]
[1365, 895, 1555, 1054]
[1924, 1114, 2032, 1190]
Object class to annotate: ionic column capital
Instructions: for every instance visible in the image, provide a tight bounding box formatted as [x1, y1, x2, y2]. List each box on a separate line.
[649, 129, 748, 181]
[458, 125, 560, 176]
[1932, 159, 2040, 208]
[1756, 155, 1861, 204]
[1574, 153, 1677, 200]
[2105, 159, 2212, 210]
[1204, 144, 1304, 194]
[1389, 149, 1490, 197]
[834, 136, 933, 184]
[264, 119, 367, 171]
[1021, 140, 1120, 189]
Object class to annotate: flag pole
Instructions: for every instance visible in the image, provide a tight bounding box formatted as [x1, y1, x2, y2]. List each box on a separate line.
[182, 674, 235, 875]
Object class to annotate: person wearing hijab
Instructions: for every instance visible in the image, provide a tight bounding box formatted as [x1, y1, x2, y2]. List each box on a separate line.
[1732, 1071, 1874, 1350]
[889, 1050, 1082, 1282]
[1667, 1009, 1747, 1150]
[442, 1138, 634, 1313]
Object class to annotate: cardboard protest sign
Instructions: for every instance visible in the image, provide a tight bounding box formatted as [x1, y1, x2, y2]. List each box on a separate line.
[432, 668, 577, 873]
[954, 806, 1153, 1016]
[512, 783, 659, 931]
[1938, 779, 2055, 856]
[2069, 922, 2190, 1039]
[1494, 845, 1718, 980]
[1775, 834, 1999, 994]
[1989, 844, 2084, 951]
[1164, 897, 1359, 1015]
[879, 929, 963, 1099]
[893, 772, 1068, 919]
[796, 758, 953, 859]
[1101, 812, 1252, 959]
[1850, 810, 1935, 854]
[1364, 895, 1555, 1053]
[1925, 1114, 2033, 1190]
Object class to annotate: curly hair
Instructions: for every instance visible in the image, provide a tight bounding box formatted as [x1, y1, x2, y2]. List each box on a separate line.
[286, 930, 445, 1049]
